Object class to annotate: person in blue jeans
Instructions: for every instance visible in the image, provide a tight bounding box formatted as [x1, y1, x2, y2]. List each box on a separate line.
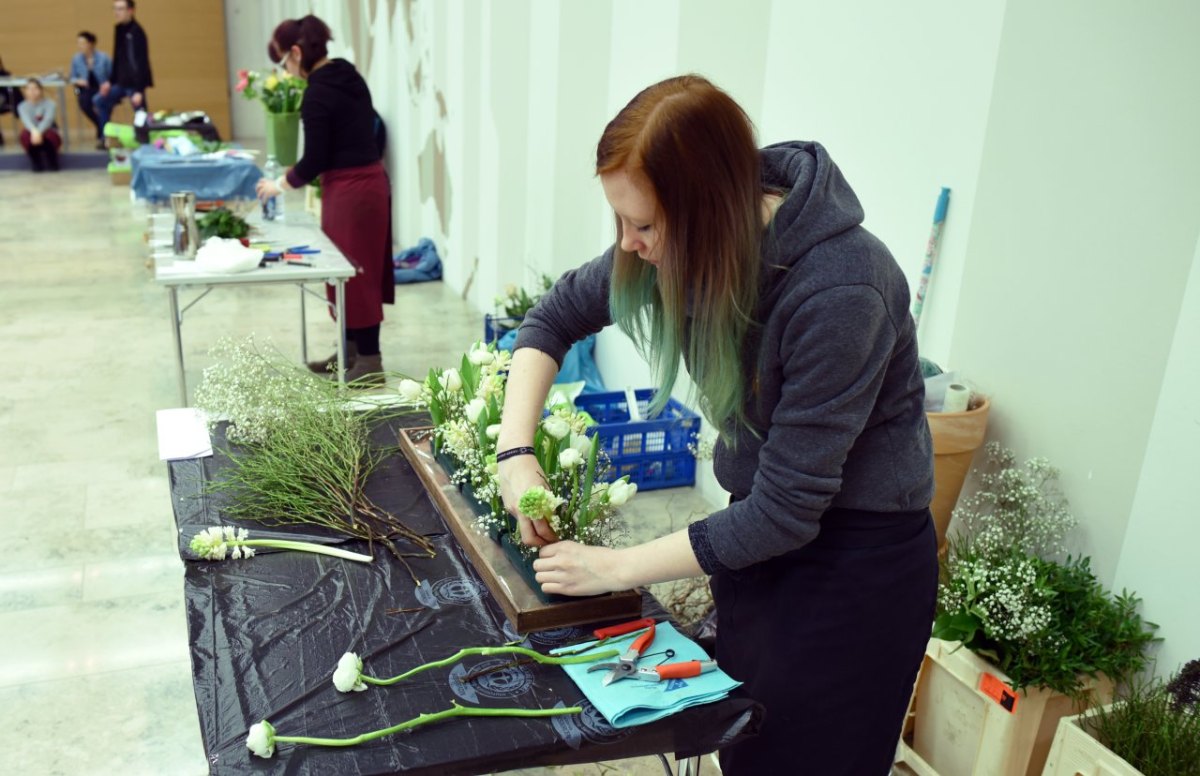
[93, 0, 153, 133]
[69, 31, 112, 149]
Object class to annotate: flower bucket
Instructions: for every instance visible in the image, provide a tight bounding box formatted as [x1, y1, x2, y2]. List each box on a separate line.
[265, 111, 300, 167]
[927, 396, 991, 553]
[1043, 707, 1145, 776]
[895, 638, 1111, 776]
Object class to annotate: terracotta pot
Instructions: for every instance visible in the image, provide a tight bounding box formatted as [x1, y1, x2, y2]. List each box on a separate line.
[927, 396, 991, 552]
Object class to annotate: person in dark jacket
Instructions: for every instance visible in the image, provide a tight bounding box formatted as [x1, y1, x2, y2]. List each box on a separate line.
[94, 0, 152, 132]
[69, 31, 112, 148]
[497, 75, 937, 775]
[255, 15, 393, 385]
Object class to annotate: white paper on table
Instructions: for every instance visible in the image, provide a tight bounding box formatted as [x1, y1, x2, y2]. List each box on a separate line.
[156, 408, 213, 460]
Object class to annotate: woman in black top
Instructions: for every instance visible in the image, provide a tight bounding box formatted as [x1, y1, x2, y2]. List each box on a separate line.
[255, 15, 394, 385]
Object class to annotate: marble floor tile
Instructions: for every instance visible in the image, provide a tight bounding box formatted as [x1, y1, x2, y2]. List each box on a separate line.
[0, 660, 208, 776]
[84, 477, 174, 529]
[0, 590, 189, 688]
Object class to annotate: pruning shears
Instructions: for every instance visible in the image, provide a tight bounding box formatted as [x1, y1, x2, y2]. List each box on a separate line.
[585, 620, 718, 686]
[551, 617, 656, 658]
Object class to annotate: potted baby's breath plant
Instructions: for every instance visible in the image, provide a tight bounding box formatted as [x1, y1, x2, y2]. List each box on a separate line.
[896, 443, 1158, 776]
[1044, 659, 1200, 776]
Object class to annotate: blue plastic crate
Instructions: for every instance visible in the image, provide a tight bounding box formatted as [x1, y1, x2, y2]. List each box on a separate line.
[575, 389, 701, 491]
[483, 314, 522, 345]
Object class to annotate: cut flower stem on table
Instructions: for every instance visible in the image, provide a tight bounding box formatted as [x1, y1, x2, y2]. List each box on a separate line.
[189, 525, 374, 563]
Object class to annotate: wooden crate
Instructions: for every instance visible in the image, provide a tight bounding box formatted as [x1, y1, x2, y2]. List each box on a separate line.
[1042, 707, 1144, 776]
[895, 638, 1111, 776]
[397, 428, 641, 633]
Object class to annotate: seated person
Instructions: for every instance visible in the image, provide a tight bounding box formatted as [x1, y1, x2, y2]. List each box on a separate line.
[70, 31, 112, 149]
[18, 79, 62, 172]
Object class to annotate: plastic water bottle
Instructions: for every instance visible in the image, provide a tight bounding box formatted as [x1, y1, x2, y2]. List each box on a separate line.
[262, 155, 282, 221]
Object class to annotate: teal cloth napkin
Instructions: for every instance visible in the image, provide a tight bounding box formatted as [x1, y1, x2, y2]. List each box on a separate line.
[556, 621, 741, 728]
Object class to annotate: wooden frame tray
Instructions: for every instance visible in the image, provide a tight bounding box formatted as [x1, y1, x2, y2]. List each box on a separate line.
[398, 428, 642, 633]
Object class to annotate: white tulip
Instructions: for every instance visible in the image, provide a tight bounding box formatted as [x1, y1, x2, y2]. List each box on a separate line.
[569, 433, 592, 458]
[558, 448, 584, 469]
[246, 720, 277, 758]
[468, 347, 495, 366]
[465, 398, 488, 423]
[541, 415, 570, 440]
[398, 379, 424, 403]
[439, 368, 462, 393]
[607, 479, 637, 506]
[332, 652, 368, 693]
[486, 424, 501, 440]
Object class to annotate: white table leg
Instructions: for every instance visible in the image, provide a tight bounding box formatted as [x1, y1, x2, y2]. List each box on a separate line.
[335, 280, 346, 384]
[168, 287, 187, 405]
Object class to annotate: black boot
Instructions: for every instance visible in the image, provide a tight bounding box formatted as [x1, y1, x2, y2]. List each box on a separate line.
[29, 147, 45, 172]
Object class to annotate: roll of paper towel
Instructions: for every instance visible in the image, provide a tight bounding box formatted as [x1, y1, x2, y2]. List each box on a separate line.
[942, 383, 970, 413]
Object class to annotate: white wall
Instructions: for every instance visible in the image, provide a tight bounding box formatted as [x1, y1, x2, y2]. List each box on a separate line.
[223, 0, 1200, 670]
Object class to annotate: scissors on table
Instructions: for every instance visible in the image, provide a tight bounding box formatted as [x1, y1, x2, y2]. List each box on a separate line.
[586, 620, 719, 686]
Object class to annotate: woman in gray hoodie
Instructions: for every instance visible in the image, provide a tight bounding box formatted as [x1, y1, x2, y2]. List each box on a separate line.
[497, 75, 937, 774]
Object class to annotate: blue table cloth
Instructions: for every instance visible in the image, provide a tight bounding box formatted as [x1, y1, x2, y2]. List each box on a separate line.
[131, 146, 262, 203]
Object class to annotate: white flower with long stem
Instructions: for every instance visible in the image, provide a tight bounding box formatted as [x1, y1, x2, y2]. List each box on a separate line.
[189, 526, 374, 563]
[246, 720, 276, 758]
[568, 433, 592, 458]
[486, 424, 501, 440]
[332, 652, 368, 692]
[468, 345, 495, 366]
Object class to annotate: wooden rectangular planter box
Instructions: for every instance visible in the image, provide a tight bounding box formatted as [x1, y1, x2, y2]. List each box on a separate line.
[398, 427, 642, 634]
[1042, 706, 1143, 776]
[895, 638, 1111, 776]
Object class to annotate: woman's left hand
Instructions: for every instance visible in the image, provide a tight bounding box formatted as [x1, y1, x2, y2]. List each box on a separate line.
[533, 541, 626, 597]
[255, 177, 282, 202]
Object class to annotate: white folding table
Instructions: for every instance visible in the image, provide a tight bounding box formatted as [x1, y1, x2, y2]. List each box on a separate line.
[153, 213, 356, 405]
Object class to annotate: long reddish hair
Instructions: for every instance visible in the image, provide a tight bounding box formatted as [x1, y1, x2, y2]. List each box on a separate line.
[599, 75, 762, 439]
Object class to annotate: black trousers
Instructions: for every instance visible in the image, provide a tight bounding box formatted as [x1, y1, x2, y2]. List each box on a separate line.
[712, 506, 937, 775]
[75, 86, 102, 138]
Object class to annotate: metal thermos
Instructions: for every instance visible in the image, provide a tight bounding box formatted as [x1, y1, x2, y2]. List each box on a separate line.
[171, 191, 199, 259]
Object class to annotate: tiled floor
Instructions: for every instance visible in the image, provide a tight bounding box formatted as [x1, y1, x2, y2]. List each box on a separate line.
[0, 167, 718, 775]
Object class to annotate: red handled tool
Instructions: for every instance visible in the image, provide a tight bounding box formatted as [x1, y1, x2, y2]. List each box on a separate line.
[551, 617, 656, 657]
[614, 660, 719, 683]
[588, 621, 659, 686]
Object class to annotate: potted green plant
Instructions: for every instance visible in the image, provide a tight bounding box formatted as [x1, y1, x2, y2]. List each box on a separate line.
[895, 443, 1159, 776]
[1043, 660, 1200, 776]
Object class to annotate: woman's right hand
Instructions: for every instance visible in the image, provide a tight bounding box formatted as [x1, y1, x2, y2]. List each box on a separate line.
[498, 455, 559, 547]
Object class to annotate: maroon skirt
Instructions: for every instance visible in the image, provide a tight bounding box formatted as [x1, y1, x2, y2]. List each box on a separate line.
[320, 163, 394, 328]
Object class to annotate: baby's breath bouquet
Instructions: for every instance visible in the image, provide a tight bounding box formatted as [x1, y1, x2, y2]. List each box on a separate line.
[402, 342, 634, 551]
[934, 443, 1156, 697]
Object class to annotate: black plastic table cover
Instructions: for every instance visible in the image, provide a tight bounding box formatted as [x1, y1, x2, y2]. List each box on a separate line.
[168, 420, 760, 775]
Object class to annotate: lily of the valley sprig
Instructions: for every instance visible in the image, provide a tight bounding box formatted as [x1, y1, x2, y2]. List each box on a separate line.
[190, 526, 374, 563]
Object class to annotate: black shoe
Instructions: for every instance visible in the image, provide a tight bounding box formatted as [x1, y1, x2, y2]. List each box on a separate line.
[96, 139, 107, 150]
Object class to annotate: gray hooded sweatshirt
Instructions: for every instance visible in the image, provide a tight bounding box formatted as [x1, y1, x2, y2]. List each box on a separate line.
[515, 141, 934, 574]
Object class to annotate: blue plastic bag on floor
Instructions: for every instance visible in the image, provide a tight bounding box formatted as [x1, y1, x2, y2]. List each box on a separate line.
[393, 238, 442, 284]
[497, 329, 606, 394]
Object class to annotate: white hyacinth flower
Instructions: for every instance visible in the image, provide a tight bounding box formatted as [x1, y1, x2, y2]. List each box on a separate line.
[190, 525, 249, 560]
[607, 479, 638, 506]
[398, 379, 424, 403]
[486, 424, 501, 440]
[333, 652, 368, 693]
[465, 398, 487, 424]
[246, 720, 277, 759]
[541, 415, 570, 440]
[439, 368, 462, 393]
[558, 448, 583, 469]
